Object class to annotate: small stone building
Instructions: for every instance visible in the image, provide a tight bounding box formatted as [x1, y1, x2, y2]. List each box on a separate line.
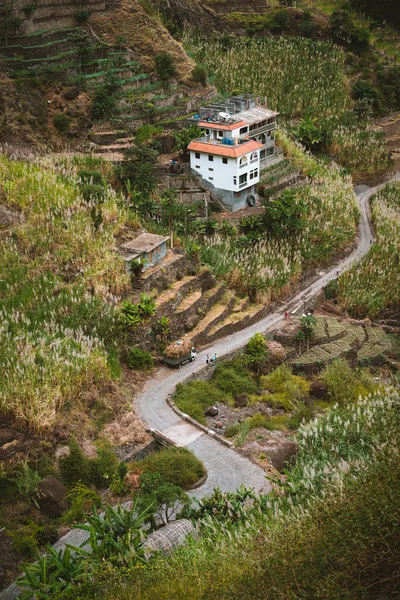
[119, 233, 169, 270]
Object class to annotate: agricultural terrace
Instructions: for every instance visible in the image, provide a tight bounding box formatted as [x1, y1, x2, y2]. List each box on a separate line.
[0, 155, 130, 432]
[185, 36, 391, 179]
[197, 132, 358, 301]
[336, 181, 400, 317]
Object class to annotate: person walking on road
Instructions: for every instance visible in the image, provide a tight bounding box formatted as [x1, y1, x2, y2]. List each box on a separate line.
[206, 354, 209, 364]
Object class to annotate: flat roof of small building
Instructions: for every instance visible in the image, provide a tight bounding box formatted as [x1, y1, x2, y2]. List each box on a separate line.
[120, 233, 169, 254]
[198, 120, 248, 131]
[232, 106, 278, 124]
[188, 139, 263, 158]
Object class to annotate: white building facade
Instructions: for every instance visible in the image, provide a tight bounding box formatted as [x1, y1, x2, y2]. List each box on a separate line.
[188, 97, 278, 212]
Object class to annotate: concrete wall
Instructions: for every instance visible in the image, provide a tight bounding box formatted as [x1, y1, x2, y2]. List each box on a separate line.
[190, 147, 260, 194]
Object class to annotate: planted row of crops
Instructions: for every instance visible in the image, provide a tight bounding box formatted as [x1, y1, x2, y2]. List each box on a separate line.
[336, 181, 400, 317]
[0, 155, 129, 432]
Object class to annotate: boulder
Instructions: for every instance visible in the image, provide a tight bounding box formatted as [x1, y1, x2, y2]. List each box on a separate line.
[310, 381, 329, 399]
[260, 438, 298, 472]
[36, 475, 67, 518]
[205, 405, 219, 417]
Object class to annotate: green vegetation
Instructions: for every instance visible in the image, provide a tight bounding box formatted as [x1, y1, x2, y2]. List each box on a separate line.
[0, 155, 129, 432]
[127, 348, 154, 371]
[173, 380, 227, 424]
[55, 388, 400, 600]
[195, 132, 358, 301]
[322, 358, 376, 404]
[130, 447, 206, 490]
[154, 52, 176, 82]
[336, 182, 400, 317]
[261, 364, 310, 410]
[53, 113, 71, 133]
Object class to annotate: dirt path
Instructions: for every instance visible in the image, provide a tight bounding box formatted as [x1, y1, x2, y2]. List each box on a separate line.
[1, 176, 398, 600]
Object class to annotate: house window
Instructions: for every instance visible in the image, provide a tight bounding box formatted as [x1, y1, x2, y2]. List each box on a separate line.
[195, 165, 200, 169]
[233, 176, 237, 185]
[239, 173, 248, 186]
[195, 152, 200, 159]
[209, 168, 214, 171]
[266, 147, 274, 156]
[250, 169, 258, 180]
[239, 156, 248, 168]
[208, 155, 214, 161]
[239, 126, 248, 135]
[222, 157, 228, 164]
[217, 130, 224, 138]
[202, 128, 210, 135]
[250, 152, 258, 163]
[209, 177, 214, 181]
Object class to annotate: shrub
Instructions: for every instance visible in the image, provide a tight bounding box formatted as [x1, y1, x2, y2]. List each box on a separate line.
[63, 482, 101, 525]
[53, 113, 70, 133]
[89, 440, 119, 488]
[322, 359, 375, 405]
[154, 52, 176, 81]
[92, 85, 117, 120]
[261, 365, 310, 409]
[59, 440, 91, 488]
[191, 65, 207, 87]
[80, 183, 106, 204]
[132, 447, 206, 490]
[127, 347, 154, 371]
[212, 360, 258, 397]
[225, 423, 241, 438]
[173, 380, 227, 424]
[74, 9, 89, 24]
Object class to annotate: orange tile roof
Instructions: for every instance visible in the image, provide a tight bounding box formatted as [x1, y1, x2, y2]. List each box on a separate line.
[198, 120, 248, 131]
[188, 139, 263, 158]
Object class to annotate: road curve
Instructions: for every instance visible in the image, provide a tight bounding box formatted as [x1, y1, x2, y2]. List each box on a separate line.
[135, 177, 395, 498]
[0, 178, 395, 600]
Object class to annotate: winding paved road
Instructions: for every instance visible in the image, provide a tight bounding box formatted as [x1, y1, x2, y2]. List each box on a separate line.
[135, 179, 395, 498]
[1, 177, 396, 600]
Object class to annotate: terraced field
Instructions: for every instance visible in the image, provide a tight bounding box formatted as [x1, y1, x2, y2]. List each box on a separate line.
[285, 317, 392, 369]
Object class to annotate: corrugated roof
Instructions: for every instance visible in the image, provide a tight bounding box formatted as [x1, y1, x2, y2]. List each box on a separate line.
[121, 233, 169, 253]
[188, 139, 263, 158]
[198, 120, 248, 131]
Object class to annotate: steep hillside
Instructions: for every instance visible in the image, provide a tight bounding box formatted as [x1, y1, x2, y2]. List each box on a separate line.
[0, 0, 204, 149]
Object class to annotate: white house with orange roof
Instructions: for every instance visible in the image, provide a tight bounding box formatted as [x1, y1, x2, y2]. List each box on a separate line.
[188, 96, 278, 212]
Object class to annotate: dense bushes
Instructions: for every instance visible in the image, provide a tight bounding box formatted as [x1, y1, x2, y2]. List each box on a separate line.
[212, 359, 258, 397]
[322, 358, 376, 404]
[131, 447, 206, 490]
[261, 364, 310, 410]
[173, 380, 227, 424]
[59, 439, 119, 489]
[191, 65, 207, 87]
[127, 348, 154, 371]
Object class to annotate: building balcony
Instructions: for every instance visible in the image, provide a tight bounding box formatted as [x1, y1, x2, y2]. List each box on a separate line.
[248, 122, 276, 137]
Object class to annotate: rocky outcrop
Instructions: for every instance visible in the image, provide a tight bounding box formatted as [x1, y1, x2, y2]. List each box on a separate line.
[36, 475, 68, 518]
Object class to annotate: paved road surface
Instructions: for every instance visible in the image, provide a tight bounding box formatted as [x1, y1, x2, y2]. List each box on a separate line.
[135, 179, 386, 498]
[1, 178, 395, 600]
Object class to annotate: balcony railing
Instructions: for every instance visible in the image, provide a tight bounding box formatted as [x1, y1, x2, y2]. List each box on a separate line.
[239, 181, 248, 189]
[248, 122, 276, 137]
[239, 162, 248, 169]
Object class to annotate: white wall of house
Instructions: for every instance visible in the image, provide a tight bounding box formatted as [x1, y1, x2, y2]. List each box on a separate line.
[190, 148, 260, 192]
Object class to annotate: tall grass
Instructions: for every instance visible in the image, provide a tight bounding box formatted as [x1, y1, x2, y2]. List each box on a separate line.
[199, 133, 358, 299]
[0, 154, 130, 432]
[61, 388, 400, 600]
[185, 36, 390, 178]
[337, 181, 400, 317]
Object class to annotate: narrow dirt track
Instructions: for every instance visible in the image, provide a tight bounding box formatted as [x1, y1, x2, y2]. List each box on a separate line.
[1, 176, 397, 600]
